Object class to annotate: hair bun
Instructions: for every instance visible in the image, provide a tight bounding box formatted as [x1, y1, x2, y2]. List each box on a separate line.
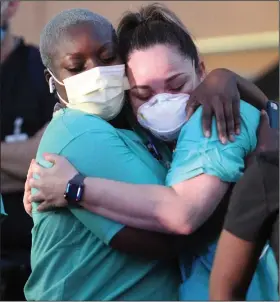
[117, 2, 198, 66]
[139, 2, 187, 31]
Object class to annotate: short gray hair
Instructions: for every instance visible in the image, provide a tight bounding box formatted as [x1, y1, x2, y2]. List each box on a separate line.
[40, 8, 115, 69]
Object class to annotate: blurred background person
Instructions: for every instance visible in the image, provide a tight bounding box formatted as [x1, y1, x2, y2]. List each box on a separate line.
[0, 0, 56, 300]
[210, 112, 279, 300]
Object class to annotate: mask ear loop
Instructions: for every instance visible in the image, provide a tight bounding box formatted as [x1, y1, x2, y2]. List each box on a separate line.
[48, 77, 55, 93]
[47, 69, 64, 86]
[47, 69, 68, 105]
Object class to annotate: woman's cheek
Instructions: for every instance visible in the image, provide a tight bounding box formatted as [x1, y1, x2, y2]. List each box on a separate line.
[128, 93, 142, 116]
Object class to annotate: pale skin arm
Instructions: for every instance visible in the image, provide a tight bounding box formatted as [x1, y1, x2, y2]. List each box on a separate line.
[28, 156, 228, 235]
[80, 175, 229, 234]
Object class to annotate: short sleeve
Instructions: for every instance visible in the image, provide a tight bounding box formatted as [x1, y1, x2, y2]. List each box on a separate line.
[166, 101, 260, 186]
[224, 160, 269, 242]
[55, 121, 165, 245]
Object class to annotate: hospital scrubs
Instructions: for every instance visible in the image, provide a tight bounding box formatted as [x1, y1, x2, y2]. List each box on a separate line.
[0, 194, 7, 223]
[166, 101, 278, 300]
[24, 108, 180, 300]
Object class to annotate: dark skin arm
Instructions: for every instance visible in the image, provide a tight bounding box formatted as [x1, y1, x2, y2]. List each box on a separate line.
[187, 68, 268, 143]
[110, 227, 178, 260]
[210, 230, 265, 300]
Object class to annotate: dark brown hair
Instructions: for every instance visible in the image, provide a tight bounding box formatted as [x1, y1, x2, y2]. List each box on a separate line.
[117, 3, 199, 67]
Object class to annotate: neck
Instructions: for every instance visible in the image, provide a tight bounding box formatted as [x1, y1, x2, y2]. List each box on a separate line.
[1, 31, 16, 64]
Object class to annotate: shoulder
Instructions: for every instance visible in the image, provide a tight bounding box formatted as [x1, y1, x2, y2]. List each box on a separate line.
[239, 100, 260, 132]
[60, 109, 117, 136]
[180, 100, 260, 147]
[38, 109, 118, 157]
[183, 101, 260, 136]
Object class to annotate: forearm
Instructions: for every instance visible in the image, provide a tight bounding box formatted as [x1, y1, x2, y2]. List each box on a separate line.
[81, 175, 228, 234]
[210, 231, 262, 300]
[110, 226, 177, 259]
[1, 125, 47, 179]
[233, 70, 268, 109]
[82, 178, 185, 234]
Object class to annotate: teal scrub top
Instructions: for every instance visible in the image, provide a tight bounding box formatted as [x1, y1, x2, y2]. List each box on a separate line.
[24, 108, 180, 301]
[165, 101, 278, 300]
[167, 101, 260, 186]
[0, 194, 7, 223]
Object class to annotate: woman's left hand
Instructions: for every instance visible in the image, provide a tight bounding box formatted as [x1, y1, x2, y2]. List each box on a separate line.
[28, 153, 78, 211]
[186, 68, 241, 144]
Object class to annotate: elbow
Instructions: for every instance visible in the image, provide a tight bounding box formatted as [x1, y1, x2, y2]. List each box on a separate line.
[154, 209, 195, 235]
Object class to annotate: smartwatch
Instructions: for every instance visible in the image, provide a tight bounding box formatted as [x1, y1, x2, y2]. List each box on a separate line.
[64, 173, 85, 204]
[266, 101, 279, 129]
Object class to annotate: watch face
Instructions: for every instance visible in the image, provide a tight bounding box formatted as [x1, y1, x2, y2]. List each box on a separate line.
[65, 183, 83, 202]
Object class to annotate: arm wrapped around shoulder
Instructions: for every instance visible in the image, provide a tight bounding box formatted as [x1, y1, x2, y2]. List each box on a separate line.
[167, 101, 260, 186]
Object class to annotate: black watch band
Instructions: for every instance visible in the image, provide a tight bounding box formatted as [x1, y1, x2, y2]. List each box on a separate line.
[64, 173, 86, 204]
[266, 101, 279, 129]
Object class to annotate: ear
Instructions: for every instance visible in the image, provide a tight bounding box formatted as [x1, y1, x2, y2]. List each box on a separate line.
[44, 69, 51, 83]
[4, 0, 20, 20]
[44, 69, 55, 93]
[197, 60, 206, 81]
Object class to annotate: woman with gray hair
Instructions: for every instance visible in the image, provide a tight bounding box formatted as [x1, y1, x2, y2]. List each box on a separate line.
[24, 4, 274, 301]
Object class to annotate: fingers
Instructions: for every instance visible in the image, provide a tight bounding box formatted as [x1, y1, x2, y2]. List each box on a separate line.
[31, 162, 44, 177]
[260, 109, 270, 124]
[30, 191, 44, 203]
[29, 177, 41, 190]
[213, 101, 227, 144]
[232, 99, 241, 135]
[202, 104, 213, 138]
[257, 110, 270, 137]
[24, 202, 33, 217]
[43, 153, 59, 164]
[23, 191, 32, 217]
[37, 202, 56, 212]
[186, 96, 198, 122]
[223, 102, 235, 142]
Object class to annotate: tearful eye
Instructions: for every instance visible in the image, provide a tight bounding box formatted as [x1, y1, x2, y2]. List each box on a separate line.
[169, 84, 185, 92]
[101, 55, 117, 64]
[66, 65, 85, 73]
[135, 93, 153, 102]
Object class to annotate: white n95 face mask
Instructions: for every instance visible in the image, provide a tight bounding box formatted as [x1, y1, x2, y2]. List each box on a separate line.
[48, 64, 130, 121]
[137, 93, 189, 142]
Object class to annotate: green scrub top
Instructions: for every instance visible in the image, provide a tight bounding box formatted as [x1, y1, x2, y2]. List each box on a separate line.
[167, 101, 260, 186]
[24, 108, 180, 301]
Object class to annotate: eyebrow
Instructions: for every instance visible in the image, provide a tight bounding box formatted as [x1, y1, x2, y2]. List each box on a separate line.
[165, 73, 187, 82]
[131, 73, 187, 90]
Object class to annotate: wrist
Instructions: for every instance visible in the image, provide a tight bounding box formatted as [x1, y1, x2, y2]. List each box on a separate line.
[80, 177, 101, 209]
[235, 74, 268, 110]
[208, 68, 236, 87]
[64, 173, 85, 205]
